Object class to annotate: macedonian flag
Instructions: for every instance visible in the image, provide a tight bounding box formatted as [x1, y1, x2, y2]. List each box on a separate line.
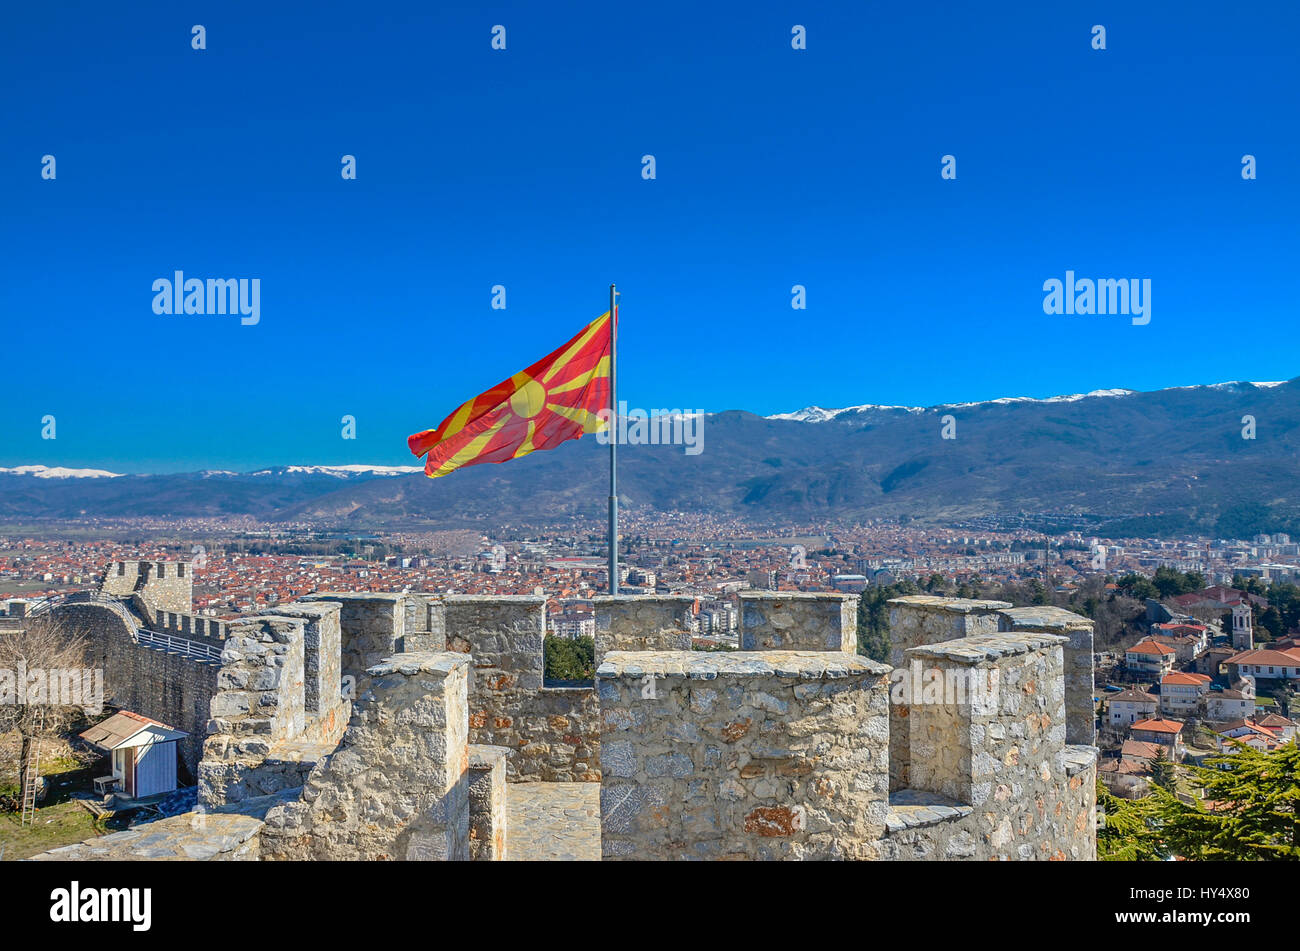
[407, 311, 614, 478]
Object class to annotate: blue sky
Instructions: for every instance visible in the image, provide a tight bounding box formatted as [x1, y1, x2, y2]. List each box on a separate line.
[2, 1, 1297, 472]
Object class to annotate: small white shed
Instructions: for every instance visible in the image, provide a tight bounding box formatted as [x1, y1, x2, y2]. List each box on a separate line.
[80, 711, 188, 800]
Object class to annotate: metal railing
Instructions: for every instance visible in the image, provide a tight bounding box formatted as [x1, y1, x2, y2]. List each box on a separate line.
[137, 628, 223, 662]
[28, 590, 222, 662]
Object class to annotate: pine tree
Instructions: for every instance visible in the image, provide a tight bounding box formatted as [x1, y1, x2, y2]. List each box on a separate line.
[1149, 748, 1176, 790]
[1096, 780, 1164, 861]
[1155, 742, 1300, 860]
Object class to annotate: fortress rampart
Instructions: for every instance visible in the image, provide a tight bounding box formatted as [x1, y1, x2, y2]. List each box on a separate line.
[882, 633, 1095, 860]
[303, 592, 600, 781]
[156, 611, 228, 641]
[49, 599, 218, 778]
[37, 564, 1098, 862]
[597, 596, 1096, 861]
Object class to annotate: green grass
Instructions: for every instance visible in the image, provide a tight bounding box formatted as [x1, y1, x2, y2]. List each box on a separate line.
[0, 750, 125, 859]
[0, 800, 110, 859]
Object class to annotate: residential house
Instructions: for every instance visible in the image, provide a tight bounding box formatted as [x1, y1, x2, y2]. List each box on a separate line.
[1224, 646, 1300, 683]
[1107, 686, 1159, 730]
[1151, 622, 1209, 661]
[1195, 646, 1236, 680]
[1205, 677, 1256, 722]
[1119, 739, 1165, 765]
[1215, 718, 1286, 754]
[1170, 586, 1268, 613]
[1159, 671, 1212, 717]
[1130, 717, 1185, 761]
[1254, 712, 1297, 744]
[1099, 755, 1150, 797]
[1125, 639, 1177, 678]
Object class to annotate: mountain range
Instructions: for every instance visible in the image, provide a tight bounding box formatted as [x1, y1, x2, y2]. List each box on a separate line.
[4, 380, 1299, 537]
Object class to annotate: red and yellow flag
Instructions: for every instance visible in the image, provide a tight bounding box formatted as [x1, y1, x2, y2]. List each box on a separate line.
[407, 311, 614, 478]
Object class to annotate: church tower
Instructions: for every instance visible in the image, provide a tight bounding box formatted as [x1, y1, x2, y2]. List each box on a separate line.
[1231, 601, 1254, 650]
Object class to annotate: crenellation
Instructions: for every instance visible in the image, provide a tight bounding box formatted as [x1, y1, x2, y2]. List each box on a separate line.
[198, 612, 313, 808]
[738, 591, 858, 651]
[996, 605, 1096, 745]
[301, 592, 406, 696]
[882, 631, 1094, 860]
[597, 649, 893, 860]
[100, 559, 194, 616]
[593, 595, 694, 665]
[35, 566, 1098, 862]
[258, 651, 472, 861]
[886, 595, 1012, 790]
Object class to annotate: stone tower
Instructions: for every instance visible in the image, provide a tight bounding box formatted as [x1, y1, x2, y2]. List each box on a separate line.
[1231, 601, 1254, 650]
[100, 560, 194, 616]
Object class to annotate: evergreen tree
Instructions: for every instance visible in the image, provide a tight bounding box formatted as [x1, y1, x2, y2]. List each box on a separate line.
[1155, 742, 1300, 860]
[543, 635, 596, 682]
[1149, 748, 1176, 790]
[856, 587, 893, 663]
[1096, 780, 1165, 861]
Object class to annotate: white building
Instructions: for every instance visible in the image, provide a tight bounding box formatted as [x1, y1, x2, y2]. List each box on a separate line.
[1107, 687, 1159, 729]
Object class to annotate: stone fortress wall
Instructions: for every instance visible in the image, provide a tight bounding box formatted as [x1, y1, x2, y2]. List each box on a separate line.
[50, 569, 600, 785]
[598, 594, 1096, 861]
[49, 599, 219, 779]
[39, 560, 1098, 862]
[300, 592, 600, 781]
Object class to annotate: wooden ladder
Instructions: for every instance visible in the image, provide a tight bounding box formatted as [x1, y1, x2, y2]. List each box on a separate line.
[19, 710, 44, 825]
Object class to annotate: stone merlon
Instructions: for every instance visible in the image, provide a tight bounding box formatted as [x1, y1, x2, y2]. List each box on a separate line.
[597, 649, 890, 681]
[738, 591, 858, 652]
[905, 632, 1069, 664]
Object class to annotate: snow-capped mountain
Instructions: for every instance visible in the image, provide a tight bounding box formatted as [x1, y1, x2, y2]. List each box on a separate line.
[246, 465, 423, 478]
[765, 381, 1287, 421]
[0, 465, 124, 479]
[3, 377, 1297, 537]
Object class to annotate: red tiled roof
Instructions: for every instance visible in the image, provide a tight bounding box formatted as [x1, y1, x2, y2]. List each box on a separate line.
[1227, 647, 1300, 666]
[1109, 688, 1158, 703]
[1255, 713, 1296, 729]
[1127, 640, 1176, 656]
[1132, 717, 1184, 734]
[1161, 672, 1211, 686]
[1100, 757, 1150, 776]
[1121, 739, 1164, 760]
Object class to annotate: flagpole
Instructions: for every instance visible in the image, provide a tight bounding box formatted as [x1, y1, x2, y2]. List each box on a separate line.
[608, 283, 619, 595]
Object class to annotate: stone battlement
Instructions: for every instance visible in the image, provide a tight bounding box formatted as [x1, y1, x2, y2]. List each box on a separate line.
[35, 568, 1098, 862]
[597, 648, 892, 860]
[737, 591, 858, 652]
[100, 559, 194, 617]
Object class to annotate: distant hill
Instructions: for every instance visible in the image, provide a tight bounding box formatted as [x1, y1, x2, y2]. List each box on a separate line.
[4, 380, 1299, 536]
